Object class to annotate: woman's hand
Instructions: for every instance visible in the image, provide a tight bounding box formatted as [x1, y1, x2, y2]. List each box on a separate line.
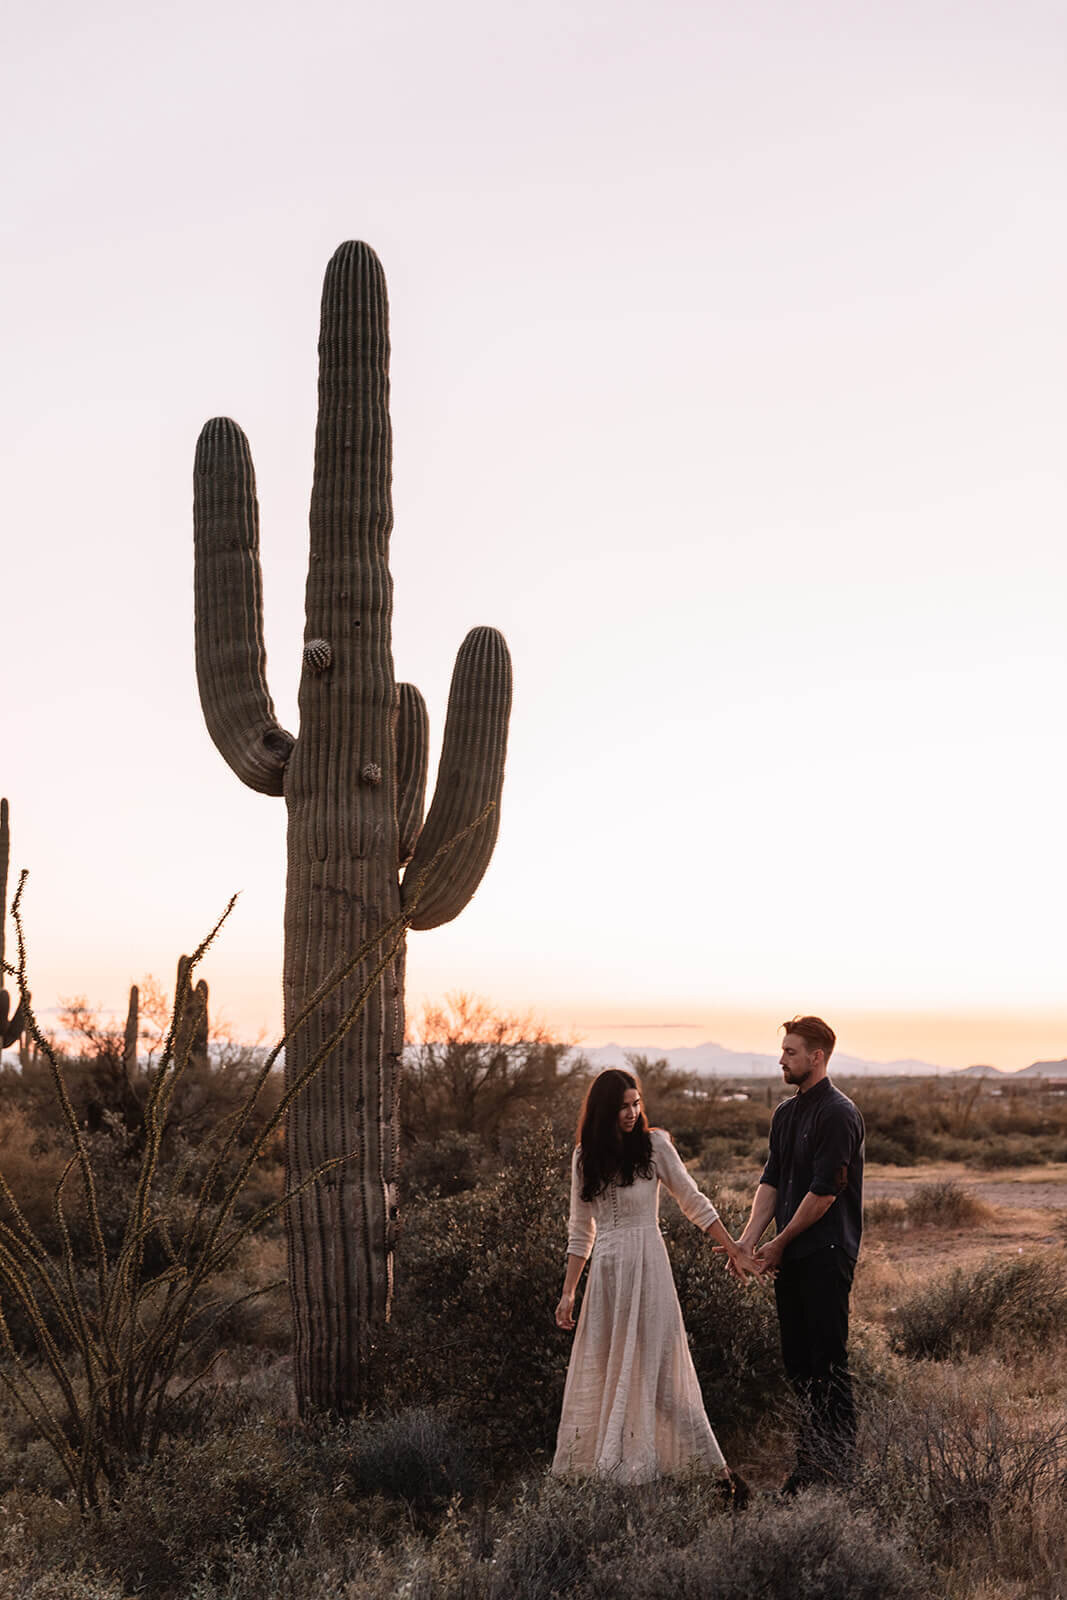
[713, 1235, 764, 1282]
[555, 1293, 576, 1330]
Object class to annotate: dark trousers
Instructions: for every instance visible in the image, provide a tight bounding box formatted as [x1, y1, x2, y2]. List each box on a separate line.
[774, 1245, 856, 1483]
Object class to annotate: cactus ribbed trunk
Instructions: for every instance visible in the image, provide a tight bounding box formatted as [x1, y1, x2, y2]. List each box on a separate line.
[283, 247, 402, 1407]
[192, 242, 512, 1415]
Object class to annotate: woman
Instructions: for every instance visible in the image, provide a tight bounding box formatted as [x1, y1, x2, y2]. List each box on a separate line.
[552, 1067, 753, 1487]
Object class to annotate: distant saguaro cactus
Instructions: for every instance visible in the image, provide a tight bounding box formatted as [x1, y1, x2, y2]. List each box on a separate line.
[173, 955, 209, 1075]
[0, 799, 25, 1051]
[193, 243, 512, 1413]
[123, 984, 139, 1081]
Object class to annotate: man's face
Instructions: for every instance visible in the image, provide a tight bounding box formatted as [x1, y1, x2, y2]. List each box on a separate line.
[780, 1032, 821, 1088]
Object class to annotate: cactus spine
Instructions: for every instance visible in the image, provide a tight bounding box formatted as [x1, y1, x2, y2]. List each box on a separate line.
[0, 800, 25, 1051]
[193, 243, 512, 1413]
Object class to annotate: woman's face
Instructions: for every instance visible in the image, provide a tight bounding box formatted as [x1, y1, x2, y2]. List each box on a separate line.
[617, 1087, 641, 1135]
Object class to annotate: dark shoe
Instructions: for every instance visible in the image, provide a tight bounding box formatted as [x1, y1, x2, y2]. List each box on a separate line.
[728, 1471, 750, 1510]
[717, 1471, 751, 1510]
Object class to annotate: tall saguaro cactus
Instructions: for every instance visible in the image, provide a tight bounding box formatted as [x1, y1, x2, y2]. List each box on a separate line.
[192, 243, 512, 1413]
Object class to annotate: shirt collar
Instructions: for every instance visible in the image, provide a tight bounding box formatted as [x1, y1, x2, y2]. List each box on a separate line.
[796, 1075, 833, 1103]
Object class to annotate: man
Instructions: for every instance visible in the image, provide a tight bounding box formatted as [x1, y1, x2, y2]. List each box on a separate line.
[731, 1015, 864, 1493]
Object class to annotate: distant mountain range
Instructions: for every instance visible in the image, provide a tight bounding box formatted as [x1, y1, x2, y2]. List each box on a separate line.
[569, 1042, 1067, 1079]
[955, 1059, 1067, 1079]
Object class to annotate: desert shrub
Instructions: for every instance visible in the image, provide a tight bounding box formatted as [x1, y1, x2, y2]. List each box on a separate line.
[0, 1404, 475, 1599]
[862, 1183, 988, 1232]
[346, 1408, 481, 1512]
[82, 1424, 305, 1593]
[0, 1105, 71, 1238]
[841, 1076, 1067, 1170]
[864, 1195, 908, 1227]
[0, 1569, 129, 1600]
[479, 1474, 714, 1599]
[69, 1409, 458, 1596]
[592, 1491, 925, 1600]
[863, 1127, 921, 1167]
[484, 1476, 924, 1600]
[904, 1179, 989, 1227]
[693, 1134, 736, 1175]
[373, 1121, 571, 1462]
[857, 1386, 1067, 1586]
[888, 1252, 1067, 1360]
[661, 1201, 786, 1441]
[400, 1129, 484, 1200]
[972, 1135, 1045, 1169]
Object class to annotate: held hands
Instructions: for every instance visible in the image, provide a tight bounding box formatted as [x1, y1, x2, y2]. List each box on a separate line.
[712, 1237, 764, 1282]
[754, 1235, 785, 1275]
[713, 1235, 779, 1282]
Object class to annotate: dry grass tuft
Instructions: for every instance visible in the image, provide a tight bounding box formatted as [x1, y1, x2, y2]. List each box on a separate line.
[887, 1250, 1067, 1362]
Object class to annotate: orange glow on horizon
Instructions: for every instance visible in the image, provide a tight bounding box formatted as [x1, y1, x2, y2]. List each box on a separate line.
[531, 1004, 1067, 1074]
[65, 969, 1067, 1078]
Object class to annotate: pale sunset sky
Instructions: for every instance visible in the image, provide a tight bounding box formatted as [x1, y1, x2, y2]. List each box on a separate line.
[3, 1, 1066, 1070]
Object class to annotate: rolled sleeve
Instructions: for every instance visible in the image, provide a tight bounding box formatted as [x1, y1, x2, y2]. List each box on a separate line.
[653, 1129, 719, 1230]
[760, 1107, 783, 1189]
[809, 1107, 859, 1197]
[566, 1147, 596, 1258]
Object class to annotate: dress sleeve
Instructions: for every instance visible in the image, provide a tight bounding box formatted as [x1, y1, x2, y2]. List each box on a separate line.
[652, 1129, 719, 1229]
[566, 1147, 597, 1258]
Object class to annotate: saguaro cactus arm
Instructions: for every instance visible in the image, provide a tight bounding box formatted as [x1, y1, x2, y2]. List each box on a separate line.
[402, 626, 512, 930]
[193, 418, 295, 796]
[396, 683, 429, 868]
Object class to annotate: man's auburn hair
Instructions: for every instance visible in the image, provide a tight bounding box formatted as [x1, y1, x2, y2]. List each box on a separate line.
[780, 1014, 836, 1060]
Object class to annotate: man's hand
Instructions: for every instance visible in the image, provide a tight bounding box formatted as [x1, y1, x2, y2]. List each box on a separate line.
[755, 1235, 785, 1275]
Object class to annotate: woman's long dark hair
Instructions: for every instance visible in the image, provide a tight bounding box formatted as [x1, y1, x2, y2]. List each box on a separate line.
[576, 1068, 654, 1201]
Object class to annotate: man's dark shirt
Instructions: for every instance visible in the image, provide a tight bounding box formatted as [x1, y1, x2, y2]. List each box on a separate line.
[760, 1076, 864, 1262]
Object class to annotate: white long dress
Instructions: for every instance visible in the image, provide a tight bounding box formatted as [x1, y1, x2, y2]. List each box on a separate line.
[551, 1127, 727, 1483]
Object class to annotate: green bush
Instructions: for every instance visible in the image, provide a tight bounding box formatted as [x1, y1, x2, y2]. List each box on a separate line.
[373, 1122, 572, 1462]
[400, 1129, 484, 1200]
[888, 1253, 1067, 1360]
